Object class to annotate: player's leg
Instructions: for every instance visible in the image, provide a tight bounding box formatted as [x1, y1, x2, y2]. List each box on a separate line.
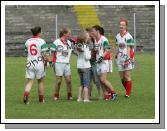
[64, 64, 72, 100]
[36, 62, 46, 103]
[23, 79, 34, 104]
[96, 64, 108, 100]
[37, 77, 45, 103]
[92, 66, 102, 99]
[124, 70, 132, 97]
[64, 75, 73, 100]
[54, 76, 62, 100]
[119, 71, 127, 90]
[54, 63, 64, 100]
[89, 68, 93, 99]
[24, 65, 35, 104]
[99, 72, 116, 100]
[89, 81, 93, 99]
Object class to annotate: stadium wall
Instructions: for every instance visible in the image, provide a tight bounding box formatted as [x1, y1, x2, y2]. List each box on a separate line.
[5, 5, 155, 56]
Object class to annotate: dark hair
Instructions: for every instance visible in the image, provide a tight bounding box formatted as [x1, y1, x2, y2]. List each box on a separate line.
[59, 27, 70, 38]
[92, 25, 101, 31]
[85, 27, 92, 32]
[92, 25, 104, 35]
[99, 27, 104, 35]
[30, 26, 41, 36]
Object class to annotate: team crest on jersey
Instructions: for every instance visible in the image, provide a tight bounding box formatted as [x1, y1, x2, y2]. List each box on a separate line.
[94, 44, 100, 50]
[56, 45, 64, 52]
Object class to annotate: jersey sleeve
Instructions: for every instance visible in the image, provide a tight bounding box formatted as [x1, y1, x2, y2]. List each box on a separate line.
[41, 41, 49, 53]
[24, 45, 28, 53]
[115, 34, 119, 45]
[126, 34, 135, 46]
[24, 40, 28, 54]
[115, 37, 118, 45]
[50, 42, 57, 53]
[103, 40, 109, 46]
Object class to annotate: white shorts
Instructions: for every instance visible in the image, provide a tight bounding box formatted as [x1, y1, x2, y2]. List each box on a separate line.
[108, 60, 113, 73]
[97, 60, 109, 75]
[25, 61, 45, 79]
[117, 63, 133, 71]
[55, 63, 71, 76]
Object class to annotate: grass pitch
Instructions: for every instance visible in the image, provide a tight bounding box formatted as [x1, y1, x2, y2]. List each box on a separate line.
[5, 53, 155, 119]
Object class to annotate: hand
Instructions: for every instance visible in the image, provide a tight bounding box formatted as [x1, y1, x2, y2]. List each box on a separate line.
[97, 56, 104, 64]
[123, 59, 131, 68]
[46, 61, 53, 68]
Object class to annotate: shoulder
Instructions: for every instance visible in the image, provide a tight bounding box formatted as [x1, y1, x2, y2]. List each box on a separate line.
[67, 40, 72, 46]
[125, 32, 133, 39]
[125, 32, 135, 45]
[25, 38, 32, 46]
[25, 38, 32, 43]
[53, 39, 60, 45]
[101, 36, 109, 46]
[101, 35, 108, 42]
[35, 38, 46, 45]
[116, 33, 120, 38]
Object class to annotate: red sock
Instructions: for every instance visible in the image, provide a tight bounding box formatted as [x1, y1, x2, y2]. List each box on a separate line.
[67, 92, 72, 100]
[125, 80, 132, 96]
[104, 94, 111, 100]
[54, 93, 59, 98]
[24, 91, 29, 97]
[39, 95, 44, 102]
[108, 90, 112, 95]
[111, 90, 116, 95]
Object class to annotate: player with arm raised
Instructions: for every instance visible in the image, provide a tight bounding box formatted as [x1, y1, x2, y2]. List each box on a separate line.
[23, 26, 50, 104]
[115, 19, 135, 98]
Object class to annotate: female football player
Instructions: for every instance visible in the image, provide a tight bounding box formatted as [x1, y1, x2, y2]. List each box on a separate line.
[115, 19, 135, 97]
[91, 25, 117, 101]
[23, 26, 50, 104]
[50, 28, 73, 100]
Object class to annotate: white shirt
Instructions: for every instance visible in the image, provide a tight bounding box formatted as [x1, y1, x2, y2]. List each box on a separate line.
[115, 32, 135, 65]
[51, 39, 72, 63]
[77, 45, 91, 69]
[25, 36, 48, 62]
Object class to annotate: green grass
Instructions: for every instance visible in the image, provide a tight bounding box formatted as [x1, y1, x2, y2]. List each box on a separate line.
[5, 53, 155, 119]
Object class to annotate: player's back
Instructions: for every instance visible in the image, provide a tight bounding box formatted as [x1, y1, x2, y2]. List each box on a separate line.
[25, 37, 46, 61]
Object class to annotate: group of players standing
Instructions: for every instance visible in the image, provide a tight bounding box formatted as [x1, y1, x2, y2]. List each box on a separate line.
[23, 19, 135, 104]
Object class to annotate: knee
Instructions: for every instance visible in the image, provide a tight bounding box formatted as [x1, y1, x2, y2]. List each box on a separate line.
[56, 79, 62, 86]
[66, 79, 71, 85]
[124, 75, 131, 81]
[100, 78, 106, 84]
